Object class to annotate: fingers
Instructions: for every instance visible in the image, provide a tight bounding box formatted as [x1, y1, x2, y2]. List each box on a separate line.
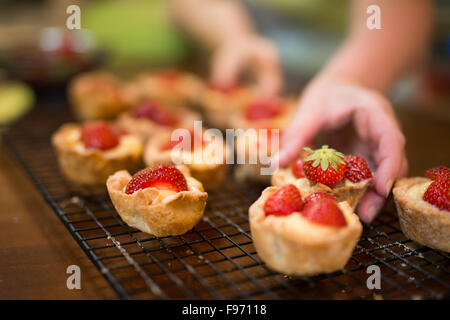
[257, 63, 282, 97]
[373, 127, 406, 198]
[357, 190, 386, 223]
[211, 37, 282, 96]
[275, 106, 323, 167]
[255, 45, 282, 96]
[211, 46, 242, 87]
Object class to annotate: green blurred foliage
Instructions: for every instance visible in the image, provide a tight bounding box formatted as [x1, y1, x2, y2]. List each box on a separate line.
[84, 0, 192, 68]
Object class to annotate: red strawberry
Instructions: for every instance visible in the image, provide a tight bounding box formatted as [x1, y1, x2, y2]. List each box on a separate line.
[344, 155, 373, 183]
[291, 157, 305, 178]
[256, 126, 281, 152]
[160, 130, 206, 152]
[133, 101, 179, 126]
[423, 178, 450, 211]
[245, 98, 286, 121]
[81, 122, 120, 150]
[304, 192, 336, 206]
[158, 70, 179, 86]
[302, 145, 346, 187]
[208, 82, 238, 94]
[301, 197, 347, 227]
[125, 164, 188, 195]
[425, 166, 450, 181]
[264, 184, 304, 216]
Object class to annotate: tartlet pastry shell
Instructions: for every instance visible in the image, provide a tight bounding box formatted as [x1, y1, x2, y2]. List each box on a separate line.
[125, 71, 204, 106]
[116, 107, 201, 142]
[249, 186, 362, 276]
[52, 123, 143, 185]
[106, 168, 207, 237]
[393, 177, 450, 252]
[143, 133, 228, 191]
[199, 87, 256, 129]
[271, 168, 371, 210]
[69, 71, 130, 121]
[230, 98, 297, 130]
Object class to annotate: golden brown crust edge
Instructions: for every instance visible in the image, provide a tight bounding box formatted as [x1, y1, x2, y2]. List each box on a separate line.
[393, 177, 450, 252]
[106, 169, 207, 237]
[249, 187, 362, 276]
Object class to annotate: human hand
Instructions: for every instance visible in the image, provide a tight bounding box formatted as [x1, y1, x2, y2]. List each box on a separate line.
[274, 74, 408, 223]
[211, 35, 282, 96]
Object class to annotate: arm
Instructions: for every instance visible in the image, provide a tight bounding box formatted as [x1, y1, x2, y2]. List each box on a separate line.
[170, 0, 282, 95]
[323, 0, 434, 93]
[170, 0, 255, 49]
[277, 0, 434, 222]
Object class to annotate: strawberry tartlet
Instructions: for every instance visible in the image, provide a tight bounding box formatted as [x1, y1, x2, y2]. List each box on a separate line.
[125, 69, 204, 107]
[249, 185, 362, 275]
[272, 145, 374, 209]
[107, 164, 207, 237]
[52, 121, 142, 185]
[116, 100, 201, 142]
[69, 71, 131, 121]
[143, 129, 229, 191]
[199, 83, 256, 130]
[230, 96, 296, 130]
[393, 166, 450, 252]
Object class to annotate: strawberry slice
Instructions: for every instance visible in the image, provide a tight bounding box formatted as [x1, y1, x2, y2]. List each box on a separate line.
[159, 130, 206, 151]
[158, 70, 179, 87]
[302, 145, 346, 187]
[125, 164, 189, 195]
[423, 178, 450, 211]
[264, 184, 304, 216]
[133, 101, 179, 126]
[291, 157, 305, 178]
[344, 155, 373, 183]
[208, 82, 238, 94]
[81, 122, 120, 150]
[301, 196, 347, 227]
[256, 126, 281, 152]
[245, 98, 285, 121]
[304, 192, 336, 206]
[425, 166, 450, 181]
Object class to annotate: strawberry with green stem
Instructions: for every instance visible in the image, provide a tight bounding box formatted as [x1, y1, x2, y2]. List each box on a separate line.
[302, 145, 346, 188]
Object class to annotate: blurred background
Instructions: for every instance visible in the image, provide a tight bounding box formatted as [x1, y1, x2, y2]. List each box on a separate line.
[0, 0, 449, 123]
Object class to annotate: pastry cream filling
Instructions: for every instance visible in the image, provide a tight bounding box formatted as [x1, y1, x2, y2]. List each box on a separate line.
[290, 177, 369, 191]
[63, 127, 141, 158]
[406, 181, 432, 201]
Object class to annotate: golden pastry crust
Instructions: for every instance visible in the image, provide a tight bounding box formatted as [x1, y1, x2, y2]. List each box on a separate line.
[52, 123, 143, 185]
[393, 177, 450, 252]
[116, 106, 201, 142]
[106, 167, 207, 237]
[233, 129, 279, 183]
[230, 97, 297, 130]
[125, 70, 204, 106]
[249, 186, 362, 276]
[69, 71, 131, 121]
[143, 132, 228, 191]
[271, 168, 371, 210]
[200, 86, 256, 129]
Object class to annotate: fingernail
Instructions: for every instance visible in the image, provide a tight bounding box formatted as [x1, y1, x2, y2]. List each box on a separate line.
[364, 206, 377, 224]
[384, 179, 394, 197]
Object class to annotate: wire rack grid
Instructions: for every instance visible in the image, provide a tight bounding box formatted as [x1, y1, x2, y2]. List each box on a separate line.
[3, 103, 449, 300]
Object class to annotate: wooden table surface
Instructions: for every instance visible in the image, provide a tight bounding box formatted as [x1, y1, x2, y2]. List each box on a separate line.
[0, 105, 448, 300]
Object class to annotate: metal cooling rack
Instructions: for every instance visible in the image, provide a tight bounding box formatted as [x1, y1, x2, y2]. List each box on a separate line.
[3, 102, 449, 300]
